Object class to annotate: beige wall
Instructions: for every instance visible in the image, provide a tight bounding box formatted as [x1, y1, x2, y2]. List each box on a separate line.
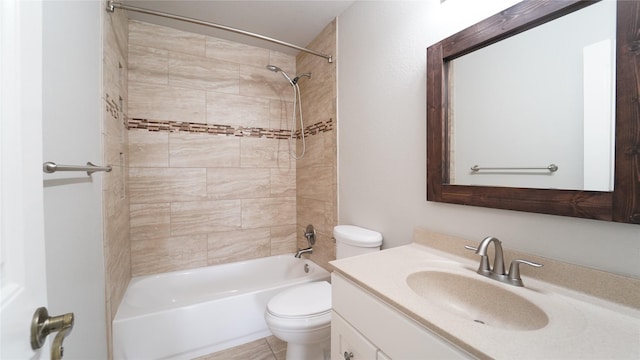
[126, 21, 301, 276]
[295, 20, 338, 270]
[103, 7, 130, 358]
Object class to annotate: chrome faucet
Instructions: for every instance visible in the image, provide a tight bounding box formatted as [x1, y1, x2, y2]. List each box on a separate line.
[466, 236, 542, 287]
[295, 247, 313, 258]
[474, 236, 505, 276]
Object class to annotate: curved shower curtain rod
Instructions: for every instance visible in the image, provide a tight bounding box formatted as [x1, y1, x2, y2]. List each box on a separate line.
[106, 0, 334, 63]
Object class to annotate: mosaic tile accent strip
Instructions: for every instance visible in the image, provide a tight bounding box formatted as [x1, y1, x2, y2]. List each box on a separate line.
[127, 117, 333, 139]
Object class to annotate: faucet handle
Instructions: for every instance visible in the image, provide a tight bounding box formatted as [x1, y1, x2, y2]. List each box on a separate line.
[464, 245, 491, 274]
[508, 259, 543, 286]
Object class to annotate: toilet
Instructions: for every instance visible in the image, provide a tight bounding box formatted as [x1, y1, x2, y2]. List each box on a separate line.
[265, 225, 382, 360]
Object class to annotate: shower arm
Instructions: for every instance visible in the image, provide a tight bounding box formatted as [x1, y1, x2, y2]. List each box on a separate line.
[106, 0, 333, 63]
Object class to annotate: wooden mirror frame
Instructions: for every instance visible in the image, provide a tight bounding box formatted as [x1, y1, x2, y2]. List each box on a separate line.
[427, 0, 639, 224]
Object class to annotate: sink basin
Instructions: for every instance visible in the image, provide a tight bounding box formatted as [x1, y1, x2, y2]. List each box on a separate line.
[406, 271, 549, 331]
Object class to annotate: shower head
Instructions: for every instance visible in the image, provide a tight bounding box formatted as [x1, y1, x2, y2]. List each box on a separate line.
[266, 64, 293, 85]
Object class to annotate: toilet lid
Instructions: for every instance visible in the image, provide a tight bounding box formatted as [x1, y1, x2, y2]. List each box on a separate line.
[267, 281, 331, 318]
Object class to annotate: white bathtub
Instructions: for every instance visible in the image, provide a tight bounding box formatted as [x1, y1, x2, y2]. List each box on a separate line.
[113, 254, 330, 360]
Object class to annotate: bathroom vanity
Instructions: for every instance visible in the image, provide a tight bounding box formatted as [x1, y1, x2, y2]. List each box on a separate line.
[331, 273, 471, 359]
[330, 229, 640, 359]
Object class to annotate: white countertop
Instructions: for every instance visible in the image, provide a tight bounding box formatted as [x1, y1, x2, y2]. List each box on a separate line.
[330, 230, 640, 359]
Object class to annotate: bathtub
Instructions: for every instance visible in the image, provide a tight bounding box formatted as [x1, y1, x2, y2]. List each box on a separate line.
[113, 254, 330, 360]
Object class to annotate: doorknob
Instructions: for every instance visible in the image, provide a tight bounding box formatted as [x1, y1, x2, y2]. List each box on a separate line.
[31, 307, 74, 359]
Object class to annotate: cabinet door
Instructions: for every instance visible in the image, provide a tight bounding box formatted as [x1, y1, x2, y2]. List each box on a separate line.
[331, 311, 378, 360]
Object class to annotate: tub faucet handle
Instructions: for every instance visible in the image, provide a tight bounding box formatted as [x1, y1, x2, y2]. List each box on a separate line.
[304, 224, 316, 245]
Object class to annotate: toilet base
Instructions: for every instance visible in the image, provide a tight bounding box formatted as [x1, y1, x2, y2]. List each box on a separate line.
[285, 338, 330, 360]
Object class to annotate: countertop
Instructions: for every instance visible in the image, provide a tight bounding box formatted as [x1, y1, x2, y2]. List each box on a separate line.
[330, 228, 640, 359]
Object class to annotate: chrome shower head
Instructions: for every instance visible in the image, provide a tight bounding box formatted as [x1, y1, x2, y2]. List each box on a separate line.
[266, 64, 293, 85]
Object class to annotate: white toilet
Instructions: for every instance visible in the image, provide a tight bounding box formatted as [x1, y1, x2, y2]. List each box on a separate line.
[265, 225, 382, 360]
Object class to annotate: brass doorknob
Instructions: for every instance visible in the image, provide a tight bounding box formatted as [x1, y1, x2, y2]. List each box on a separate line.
[31, 307, 74, 359]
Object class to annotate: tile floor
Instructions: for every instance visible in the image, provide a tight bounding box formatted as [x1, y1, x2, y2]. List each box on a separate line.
[194, 336, 287, 360]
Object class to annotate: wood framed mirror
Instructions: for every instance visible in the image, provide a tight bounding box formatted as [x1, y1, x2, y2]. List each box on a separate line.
[426, 0, 639, 224]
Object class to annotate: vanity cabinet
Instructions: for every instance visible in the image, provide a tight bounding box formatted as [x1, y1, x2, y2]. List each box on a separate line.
[332, 311, 389, 360]
[331, 273, 472, 360]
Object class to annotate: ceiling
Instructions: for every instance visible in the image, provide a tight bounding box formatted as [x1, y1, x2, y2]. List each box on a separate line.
[120, 0, 354, 56]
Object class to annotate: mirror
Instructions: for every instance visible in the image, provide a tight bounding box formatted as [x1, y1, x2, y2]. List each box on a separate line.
[449, 1, 616, 191]
[427, 0, 639, 224]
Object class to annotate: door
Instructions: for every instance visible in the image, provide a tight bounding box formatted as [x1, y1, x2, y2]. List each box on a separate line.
[0, 0, 49, 357]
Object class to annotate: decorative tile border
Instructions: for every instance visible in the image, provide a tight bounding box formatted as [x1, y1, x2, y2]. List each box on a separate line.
[127, 117, 333, 139]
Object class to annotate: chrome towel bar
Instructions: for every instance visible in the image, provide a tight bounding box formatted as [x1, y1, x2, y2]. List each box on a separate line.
[471, 164, 558, 173]
[43, 162, 112, 176]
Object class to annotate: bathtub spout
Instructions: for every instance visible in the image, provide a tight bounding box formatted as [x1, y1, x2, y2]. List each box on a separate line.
[295, 247, 313, 258]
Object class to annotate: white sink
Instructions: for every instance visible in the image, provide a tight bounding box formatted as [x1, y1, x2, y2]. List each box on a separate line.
[406, 270, 549, 331]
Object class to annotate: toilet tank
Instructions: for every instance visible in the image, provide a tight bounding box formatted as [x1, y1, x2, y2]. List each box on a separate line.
[333, 225, 383, 259]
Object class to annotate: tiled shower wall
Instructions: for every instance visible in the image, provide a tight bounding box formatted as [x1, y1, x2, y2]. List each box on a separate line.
[126, 21, 300, 276]
[295, 20, 338, 270]
[103, 8, 130, 358]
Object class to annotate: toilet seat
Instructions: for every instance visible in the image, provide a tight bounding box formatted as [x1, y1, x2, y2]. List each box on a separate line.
[266, 281, 331, 319]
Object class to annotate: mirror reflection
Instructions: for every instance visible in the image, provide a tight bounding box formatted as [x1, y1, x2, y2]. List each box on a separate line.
[448, 0, 616, 191]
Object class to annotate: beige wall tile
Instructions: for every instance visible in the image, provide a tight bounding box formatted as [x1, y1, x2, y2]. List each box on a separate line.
[270, 168, 296, 197]
[120, 19, 340, 281]
[104, 193, 131, 312]
[171, 200, 242, 236]
[240, 138, 290, 168]
[169, 132, 240, 167]
[129, 20, 205, 57]
[103, 106, 126, 167]
[297, 196, 330, 238]
[207, 228, 270, 265]
[128, 129, 169, 167]
[242, 197, 296, 229]
[207, 168, 270, 200]
[205, 37, 270, 68]
[106, 6, 128, 57]
[169, 52, 239, 94]
[268, 51, 296, 75]
[296, 165, 334, 202]
[129, 167, 207, 203]
[206, 92, 270, 128]
[102, 164, 126, 201]
[299, 83, 334, 129]
[269, 99, 294, 130]
[130, 203, 171, 241]
[295, 20, 337, 268]
[131, 234, 208, 276]
[103, 36, 125, 104]
[128, 44, 168, 85]
[106, 241, 130, 316]
[239, 64, 290, 101]
[104, 11, 130, 355]
[294, 128, 326, 169]
[270, 225, 297, 255]
[129, 82, 206, 122]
